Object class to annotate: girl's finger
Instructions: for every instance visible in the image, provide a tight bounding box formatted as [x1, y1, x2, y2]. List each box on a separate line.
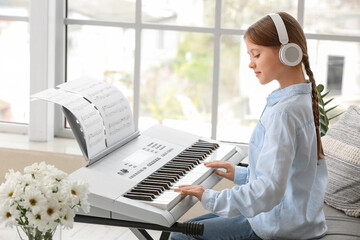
[204, 161, 227, 168]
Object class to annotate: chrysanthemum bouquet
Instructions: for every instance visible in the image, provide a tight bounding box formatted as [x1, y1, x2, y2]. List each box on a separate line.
[0, 162, 90, 240]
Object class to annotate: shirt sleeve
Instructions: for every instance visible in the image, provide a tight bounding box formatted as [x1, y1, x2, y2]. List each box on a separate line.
[201, 111, 297, 218]
[233, 166, 248, 185]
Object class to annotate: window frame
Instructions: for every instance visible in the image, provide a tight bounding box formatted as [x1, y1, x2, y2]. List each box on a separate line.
[0, 13, 28, 134]
[1, 0, 360, 142]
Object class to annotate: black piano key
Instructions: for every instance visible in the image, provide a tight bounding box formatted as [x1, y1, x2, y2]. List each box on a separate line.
[140, 180, 171, 189]
[173, 157, 201, 164]
[130, 188, 160, 195]
[157, 169, 185, 176]
[131, 186, 163, 194]
[180, 151, 206, 156]
[172, 160, 199, 167]
[186, 147, 212, 154]
[166, 163, 195, 170]
[192, 142, 219, 150]
[163, 164, 193, 171]
[129, 191, 157, 199]
[193, 140, 218, 146]
[169, 160, 196, 165]
[124, 193, 153, 201]
[160, 167, 187, 175]
[151, 173, 180, 181]
[123, 140, 222, 201]
[176, 154, 205, 160]
[137, 184, 166, 192]
[148, 175, 177, 183]
[143, 178, 173, 186]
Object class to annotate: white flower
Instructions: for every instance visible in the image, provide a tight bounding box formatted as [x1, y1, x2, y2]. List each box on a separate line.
[26, 209, 47, 231]
[69, 180, 90, 212]
[59, 205, 75, 229]
[0, 202, 18, 227]
[24, 162, 47, 175]
[4, 169, 22, 182]
[0, 162, 90, 234]
[22, 187, 47, 211]
[44, 199, 64, 231]
[0, 182, 17, 205]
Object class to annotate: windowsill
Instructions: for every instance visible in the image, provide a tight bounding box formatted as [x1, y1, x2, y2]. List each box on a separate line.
[0, 132, 82, 156]
[0, 132, 248, 160]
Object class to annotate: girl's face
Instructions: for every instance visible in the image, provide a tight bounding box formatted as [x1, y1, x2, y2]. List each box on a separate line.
[245, 38, 283, 85]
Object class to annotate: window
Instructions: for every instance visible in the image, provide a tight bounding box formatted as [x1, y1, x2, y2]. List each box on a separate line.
[0, 1, 29, 129]
[304, 0, 360, 36]
[327, 56, 344, 95]
[2, 0, 360, 144]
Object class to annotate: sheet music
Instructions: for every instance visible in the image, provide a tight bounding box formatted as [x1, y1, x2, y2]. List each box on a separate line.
[58, 79, 135, 147]
[31, 88, 106, 158]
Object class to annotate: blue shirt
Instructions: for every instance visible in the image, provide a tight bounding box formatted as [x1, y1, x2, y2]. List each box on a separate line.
[202, 83, 328, 239]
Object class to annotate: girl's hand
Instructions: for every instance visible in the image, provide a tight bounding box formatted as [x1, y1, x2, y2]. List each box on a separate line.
[174, 185, 205, 201]
[204, 161, 235, 181]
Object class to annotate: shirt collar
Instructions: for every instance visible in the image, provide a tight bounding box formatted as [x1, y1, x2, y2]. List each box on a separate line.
[266, 83, 312, 106]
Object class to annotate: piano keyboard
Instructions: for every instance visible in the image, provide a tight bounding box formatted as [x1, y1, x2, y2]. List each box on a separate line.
[123, 140, 219, 210]
[69, 124, 245, 227]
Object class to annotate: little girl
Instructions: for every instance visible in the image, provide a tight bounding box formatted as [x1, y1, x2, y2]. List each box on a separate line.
[171, 12, 328, 240]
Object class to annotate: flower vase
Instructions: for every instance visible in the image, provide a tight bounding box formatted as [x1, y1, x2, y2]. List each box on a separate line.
[16, 225, 62, 240]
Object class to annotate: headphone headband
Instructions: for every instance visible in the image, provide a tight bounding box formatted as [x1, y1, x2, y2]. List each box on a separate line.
[268, 13, 303, 67]
[269, 13, 289, 45]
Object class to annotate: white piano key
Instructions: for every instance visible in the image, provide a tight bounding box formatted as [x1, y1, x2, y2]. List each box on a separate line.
[125, 140, 237, 212]
[148, 191, 182, 210]
[145, 170, 211, 210]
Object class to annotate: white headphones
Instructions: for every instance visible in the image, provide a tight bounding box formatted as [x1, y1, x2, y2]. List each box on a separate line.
[269, 13, 303, 67]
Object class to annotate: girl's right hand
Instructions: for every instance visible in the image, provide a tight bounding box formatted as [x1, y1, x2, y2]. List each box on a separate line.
[204, 161, 235, 181]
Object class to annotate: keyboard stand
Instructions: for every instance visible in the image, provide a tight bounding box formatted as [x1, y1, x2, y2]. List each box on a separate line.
[74, 214, 204, 240]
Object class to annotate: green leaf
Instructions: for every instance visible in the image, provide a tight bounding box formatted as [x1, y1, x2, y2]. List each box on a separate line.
[325, 105, 338, 113]
[317, 84, 324, 93]
[328, 112, 344, 121]
[324, 98, 334, 106]
[320, 128, 327, 137]
[319, 112, 326, 120]
[316, 84, 344, 136]
[320, 122, 327, 129]
[320, 117, 327, 125]
[321, 90, 330, 98]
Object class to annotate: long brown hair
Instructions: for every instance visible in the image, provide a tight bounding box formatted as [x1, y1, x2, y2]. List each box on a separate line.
[244, 12, 324, 160]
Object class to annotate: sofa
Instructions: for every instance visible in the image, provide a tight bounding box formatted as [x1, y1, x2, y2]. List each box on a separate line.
[319, 105, 360, 239]
[320, 203, 360, 239]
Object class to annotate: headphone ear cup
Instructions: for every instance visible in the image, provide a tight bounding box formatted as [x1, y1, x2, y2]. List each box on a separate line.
[279, 43, 303, 66]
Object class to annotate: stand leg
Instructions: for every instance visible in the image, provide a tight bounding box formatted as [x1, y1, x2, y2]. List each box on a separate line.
[160, 231, 170, 240]
[130, 228, 153, 240]
[74, 215, 203, 239]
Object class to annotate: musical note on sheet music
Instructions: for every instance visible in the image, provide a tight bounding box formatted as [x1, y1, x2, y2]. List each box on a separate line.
[30, 88, 106, 158]
[57, 79, 135, 147]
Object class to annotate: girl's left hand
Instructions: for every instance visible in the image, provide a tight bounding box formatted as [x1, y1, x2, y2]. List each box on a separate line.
[174, 185, 205, 201]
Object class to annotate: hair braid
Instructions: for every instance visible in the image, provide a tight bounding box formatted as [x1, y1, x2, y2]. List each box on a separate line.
[303, 55, 324, 161]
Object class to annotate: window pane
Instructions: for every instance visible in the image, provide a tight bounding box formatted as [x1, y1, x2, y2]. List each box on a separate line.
[66, 25, 135, 106]
[307, 40, 360, 120]
[0, 21, 29, 124]
[304, 0, 360, 36]
[142, 0, 215, 27]
[140, 30, 214, 137]
[0, 0, 29, 16]
[222, 0, 297, 29]
[217, 35, 278, 142]
[218, 37, 360, 142]
[67, 0, 135, 22]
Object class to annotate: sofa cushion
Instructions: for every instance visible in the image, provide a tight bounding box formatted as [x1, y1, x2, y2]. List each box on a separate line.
[322, 105, 360, 217]
[320, 203, 360, 239]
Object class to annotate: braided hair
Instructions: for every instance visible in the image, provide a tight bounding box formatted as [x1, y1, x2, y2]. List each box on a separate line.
[244, 12, 324, 160]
